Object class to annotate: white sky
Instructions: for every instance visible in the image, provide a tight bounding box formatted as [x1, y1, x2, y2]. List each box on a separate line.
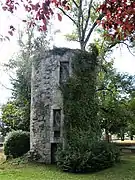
[0, 8, 135, 106]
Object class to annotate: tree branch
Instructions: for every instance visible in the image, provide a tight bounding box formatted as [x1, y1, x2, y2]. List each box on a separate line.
[78, 0, 83, 46]
[72, 0, 79, 8]
[0, 81, 14, 91]
[121, 42, 135, 57]
[58, 7, 78, 27]
[96, 87, 113, 94]
[84, 13, 104, 46]
[1, 67, 19, 82]
[80, 1, 84, 43]
[82, 0, 93, 41]
[108, 41, 135, 56]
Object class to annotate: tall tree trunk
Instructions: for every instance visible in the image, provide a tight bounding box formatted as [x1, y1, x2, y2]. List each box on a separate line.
[80, 41, 86, 51]
[105, 129, 110, 142]
[120, 129, 125, 141]
[121, 135, 124, 141]
[130, 135, 133, 140]
[130, 131, 134, 140]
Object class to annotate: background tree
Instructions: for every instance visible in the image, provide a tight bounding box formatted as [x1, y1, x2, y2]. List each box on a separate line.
[1, 0, 134, 44]
[0, 23, 49, 135]
[1, 101, 27, 136]
[125, 92, 135, 140]
[58, 0, 104, 50]
[98, 0, 135, 41]
[97, 61, 135, 141]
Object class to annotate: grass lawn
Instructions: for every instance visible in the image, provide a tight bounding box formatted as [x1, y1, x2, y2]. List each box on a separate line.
[1, 152, 135, 180]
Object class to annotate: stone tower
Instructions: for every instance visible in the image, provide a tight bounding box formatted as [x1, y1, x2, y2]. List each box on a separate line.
[30, 48, 76, 163]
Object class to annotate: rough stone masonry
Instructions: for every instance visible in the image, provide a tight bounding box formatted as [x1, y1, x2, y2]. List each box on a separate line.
[30, 48, 77, 163]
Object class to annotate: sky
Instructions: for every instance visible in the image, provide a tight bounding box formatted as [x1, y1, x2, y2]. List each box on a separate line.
[0, 7, 135, 106]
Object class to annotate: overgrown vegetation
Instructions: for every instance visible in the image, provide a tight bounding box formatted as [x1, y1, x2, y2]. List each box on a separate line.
[62, 46, 100, 143]
[57, 141, 120, 173]
[56, 46, 120, 173]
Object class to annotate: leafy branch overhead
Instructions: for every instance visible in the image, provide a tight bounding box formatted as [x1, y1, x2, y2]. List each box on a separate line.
[1, 0, 135, 49]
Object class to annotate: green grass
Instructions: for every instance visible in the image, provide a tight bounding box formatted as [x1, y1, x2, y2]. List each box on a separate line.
[1, 153, 135, 180]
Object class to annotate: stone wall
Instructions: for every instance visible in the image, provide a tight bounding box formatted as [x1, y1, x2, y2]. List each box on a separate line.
[30, 48, 77, 163]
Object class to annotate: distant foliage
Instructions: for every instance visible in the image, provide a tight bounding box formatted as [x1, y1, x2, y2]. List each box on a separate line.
[4, 130, 30, 158]
[0, 26, 50, 136]
[1, 101, 30, 136]
[56, 141, 120, 173]
[97, 62, 135, 141]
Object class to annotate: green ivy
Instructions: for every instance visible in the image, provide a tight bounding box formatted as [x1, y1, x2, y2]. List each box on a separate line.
[61, 45, 101, 145]
[51, 47, 72, 56]
[56, 46, 121, 173]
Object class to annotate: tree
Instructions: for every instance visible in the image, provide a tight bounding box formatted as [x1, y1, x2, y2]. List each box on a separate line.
[126, 93, 135, 140]
[1, 27, 34, 134]
[98, 0, 135, 41]
[2, 0, 135, 44]
[97, 62, 135, 141]
[0, 22, 49, 135]
[57, 0, 104, 50]
[0, 101, 28, 136]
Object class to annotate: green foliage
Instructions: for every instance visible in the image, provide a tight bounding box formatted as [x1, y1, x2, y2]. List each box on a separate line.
[56, 141, 120, 173]
[1, 101, 29, 136]
[0, 25, 50, 136]
[125, 94, 135, 139]
[57, 47, 114, 173]
[65, 32, 78, 42]
[4, 130, 30, 158]
[97, 62, 135, 138]
[61, 48, 100, 143]
[52, 47, 71, 56]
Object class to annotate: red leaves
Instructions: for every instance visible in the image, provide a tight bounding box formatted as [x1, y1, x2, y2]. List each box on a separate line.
[35, 3, 40, 11]
[1, 0, 134, 39]
[22, 20, 27, 22]
[2, 6, 7, 11]
[1, 0, 71, 34]
[99, 0, 135, 40]
[42, 18, 46, 25]
[10, 25, 15, 30]
[39, 25, 47, 31]
[57, 13, 62, 21]
[8, 31, 13, 36]
[42, 25, 47, 31]
[8, 25, 15, 36]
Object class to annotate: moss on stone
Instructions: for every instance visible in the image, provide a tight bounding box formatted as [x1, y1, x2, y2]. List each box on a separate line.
[51, 47, 73, 56]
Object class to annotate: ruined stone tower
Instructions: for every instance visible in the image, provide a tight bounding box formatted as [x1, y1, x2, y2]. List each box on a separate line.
[30, 48, 76, 163]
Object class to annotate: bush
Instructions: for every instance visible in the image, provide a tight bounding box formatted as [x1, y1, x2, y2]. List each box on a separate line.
[89, 141, 120, 172]
[4, 130, 30, 158]
[56, 141, 120, 173]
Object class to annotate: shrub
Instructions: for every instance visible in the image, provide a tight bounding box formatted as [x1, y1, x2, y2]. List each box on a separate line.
[56, 141, 120, 173]
[89, 141, 120, 172]
[4, 130, 30, 158]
